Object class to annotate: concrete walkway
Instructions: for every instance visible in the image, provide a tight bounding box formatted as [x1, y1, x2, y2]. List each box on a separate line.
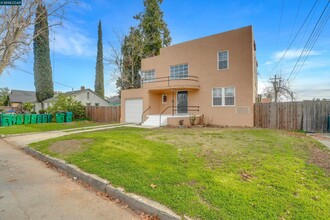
[308, 133, 330, 149]
[0, 124, 140, 220]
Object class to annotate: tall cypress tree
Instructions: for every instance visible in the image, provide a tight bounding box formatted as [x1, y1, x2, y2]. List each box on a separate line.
[33, 4, 54, 102]
[95, 20, 104, 97]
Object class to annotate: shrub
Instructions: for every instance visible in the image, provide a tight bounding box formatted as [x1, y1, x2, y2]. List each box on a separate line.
[23, 102, 36, 112]
[39, 109, 46, 114]
[47, 94, 86, 118]
[179, 119, 184, 126]
[189, 115, 196, 126]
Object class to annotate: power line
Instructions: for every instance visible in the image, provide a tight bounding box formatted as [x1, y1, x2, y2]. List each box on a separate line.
[288, 0, 302, 43]
[275, 0, 285, 53]
[16, 67, 75, 90]
[287, 1, 330, 83]
[268, 0, 320, 77]
[290, 7, 330, 83]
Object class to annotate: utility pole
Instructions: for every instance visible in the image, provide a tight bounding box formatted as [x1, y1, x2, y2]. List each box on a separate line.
[270, 74, 282, 129]
[270, 74, 282, 103]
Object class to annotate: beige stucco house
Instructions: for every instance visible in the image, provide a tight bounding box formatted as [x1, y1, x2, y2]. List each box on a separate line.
[121, 26, 258, 127]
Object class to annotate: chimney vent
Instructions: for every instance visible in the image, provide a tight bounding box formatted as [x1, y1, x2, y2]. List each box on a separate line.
[81, 86, 85, 90]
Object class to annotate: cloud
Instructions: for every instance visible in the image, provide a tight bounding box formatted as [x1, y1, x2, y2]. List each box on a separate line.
[51, 22, 96, 57]
[273, 49, 320, 60]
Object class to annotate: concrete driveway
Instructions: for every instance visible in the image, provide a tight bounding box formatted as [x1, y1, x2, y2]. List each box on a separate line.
[308, 133, 330, 149]
[0, 125, 140, 220]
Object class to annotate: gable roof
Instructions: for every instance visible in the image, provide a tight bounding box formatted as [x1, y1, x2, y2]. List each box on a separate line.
[43, 89, 109, 103]
[9, 90, 37, 103]
[107, 95, 120, 103]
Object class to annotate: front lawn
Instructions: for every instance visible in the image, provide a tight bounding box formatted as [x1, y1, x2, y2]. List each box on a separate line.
[30, 127, 330, 219]
[0, 121, 107, 135]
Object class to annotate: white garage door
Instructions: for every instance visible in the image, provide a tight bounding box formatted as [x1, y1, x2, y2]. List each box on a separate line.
[125, 99, 143, 123]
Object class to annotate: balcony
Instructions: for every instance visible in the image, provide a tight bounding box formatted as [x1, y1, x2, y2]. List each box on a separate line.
[141, 75, 200, 90]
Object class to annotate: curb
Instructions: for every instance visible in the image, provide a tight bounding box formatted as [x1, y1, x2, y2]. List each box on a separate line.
[22, 146, 181, 220]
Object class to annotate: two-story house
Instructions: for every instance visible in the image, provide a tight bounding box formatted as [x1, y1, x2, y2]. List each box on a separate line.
[121, 26, 258, 127]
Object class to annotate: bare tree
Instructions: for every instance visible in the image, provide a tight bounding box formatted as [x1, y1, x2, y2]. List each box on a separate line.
[0, 0, 72, 75]
[263, 80, 296, 102]
[107, 28, 153, 93]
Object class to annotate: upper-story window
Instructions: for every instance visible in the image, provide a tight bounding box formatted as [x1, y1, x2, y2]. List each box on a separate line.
[218, 51, 228, 70]
[170, 64, 188, 79]
[87, 92, 90, 99]
[141, 70, 155, 82]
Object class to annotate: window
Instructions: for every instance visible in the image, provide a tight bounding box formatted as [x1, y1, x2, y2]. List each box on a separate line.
[212, 87, 235, 106]
[95, 103, 99, 107]
[162, 94, 167, 104]
[141, 70, 155, 82]
[86, 103, 91, 106]
[170, 64, 188, 79]
[218, 51, 228, 70]
[87, 92, 90, 99]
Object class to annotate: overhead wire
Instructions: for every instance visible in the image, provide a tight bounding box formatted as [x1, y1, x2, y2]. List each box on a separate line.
[287, 1, 330, 83]
[268, 0, 320, 77]
[15, 67, 75, 90]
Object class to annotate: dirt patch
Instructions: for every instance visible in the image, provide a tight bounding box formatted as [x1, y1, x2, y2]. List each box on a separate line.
[240, 171, 254, 182]
[49, 139, 92, 155]
[309, 147, 330, 175]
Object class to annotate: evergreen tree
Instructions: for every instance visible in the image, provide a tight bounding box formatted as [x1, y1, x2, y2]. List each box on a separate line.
[33, 3, 54, 102]
[135, 0, 172, 57]
[95, 20, 104, 97]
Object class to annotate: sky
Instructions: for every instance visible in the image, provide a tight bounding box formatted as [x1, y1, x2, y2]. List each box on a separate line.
[0, 0, 329, 100]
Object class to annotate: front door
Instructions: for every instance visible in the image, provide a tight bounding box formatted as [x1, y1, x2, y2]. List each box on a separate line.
[177, 91, 188, 114]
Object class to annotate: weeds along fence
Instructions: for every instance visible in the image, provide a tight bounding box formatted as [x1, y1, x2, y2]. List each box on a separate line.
[86, 106, 120, 123]
[254, 101, 330, 133]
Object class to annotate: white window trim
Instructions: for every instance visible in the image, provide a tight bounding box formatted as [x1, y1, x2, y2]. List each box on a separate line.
[141, 69, 156, 83]
[169, 63, 189, 79]
[211, 86, 236, 107]
[217, 50, 229, 71]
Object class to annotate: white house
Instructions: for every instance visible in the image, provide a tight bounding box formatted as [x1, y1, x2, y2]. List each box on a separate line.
[43, 86, 109, 109]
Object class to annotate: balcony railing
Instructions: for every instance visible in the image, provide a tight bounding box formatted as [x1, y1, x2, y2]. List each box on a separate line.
[141, 75, 199, 89]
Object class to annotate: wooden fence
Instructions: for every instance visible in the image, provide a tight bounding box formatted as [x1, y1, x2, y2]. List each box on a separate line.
[254, 101, 330, 132]
[86, 106, 121, 123]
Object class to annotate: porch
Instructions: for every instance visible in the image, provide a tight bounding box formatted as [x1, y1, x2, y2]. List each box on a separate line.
[142, 114, 202, 127]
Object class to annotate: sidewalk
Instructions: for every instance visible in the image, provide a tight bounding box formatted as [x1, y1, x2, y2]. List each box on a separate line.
[0, 139, 139, 219]
[308, 133, 330, 149]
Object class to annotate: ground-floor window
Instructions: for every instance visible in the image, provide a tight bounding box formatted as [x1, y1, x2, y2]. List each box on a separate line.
[212, 87, 235, 106]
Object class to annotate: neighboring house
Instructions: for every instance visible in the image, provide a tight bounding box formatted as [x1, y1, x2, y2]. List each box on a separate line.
[43, 86, 109, 108]
[121, 26, 258, 127]
[107, 95, 120, 106]
[9, 89, 38, 108]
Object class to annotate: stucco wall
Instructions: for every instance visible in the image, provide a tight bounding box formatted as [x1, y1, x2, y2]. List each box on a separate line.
[75, 90, 109, 106]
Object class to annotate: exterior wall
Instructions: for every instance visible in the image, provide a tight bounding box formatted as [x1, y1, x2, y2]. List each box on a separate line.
[141, 26, 256, 127]
[167, 115, 202, 126]
[75, 90, 109, 106]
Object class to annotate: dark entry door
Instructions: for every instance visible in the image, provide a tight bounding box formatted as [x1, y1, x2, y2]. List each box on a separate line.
[177, 91, 188, 114]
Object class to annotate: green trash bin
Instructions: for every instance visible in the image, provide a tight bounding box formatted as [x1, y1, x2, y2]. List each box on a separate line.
[56, 113, 65, 123]
[47, 114, 53, 123]
[24, 114, 31, 124]
[65, 112, 73, 122]
[37, 114, 42, 123]
[31, 114, 37, 124]
[42, 114, 48, 123]
[16, 114, 23, 125]
[1, 114, 12, 127]
[11, 114, 17, 125]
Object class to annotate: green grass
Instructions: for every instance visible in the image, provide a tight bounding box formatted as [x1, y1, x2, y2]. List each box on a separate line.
[0, 121, 107, 135]
[30, 127, 330, 219]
